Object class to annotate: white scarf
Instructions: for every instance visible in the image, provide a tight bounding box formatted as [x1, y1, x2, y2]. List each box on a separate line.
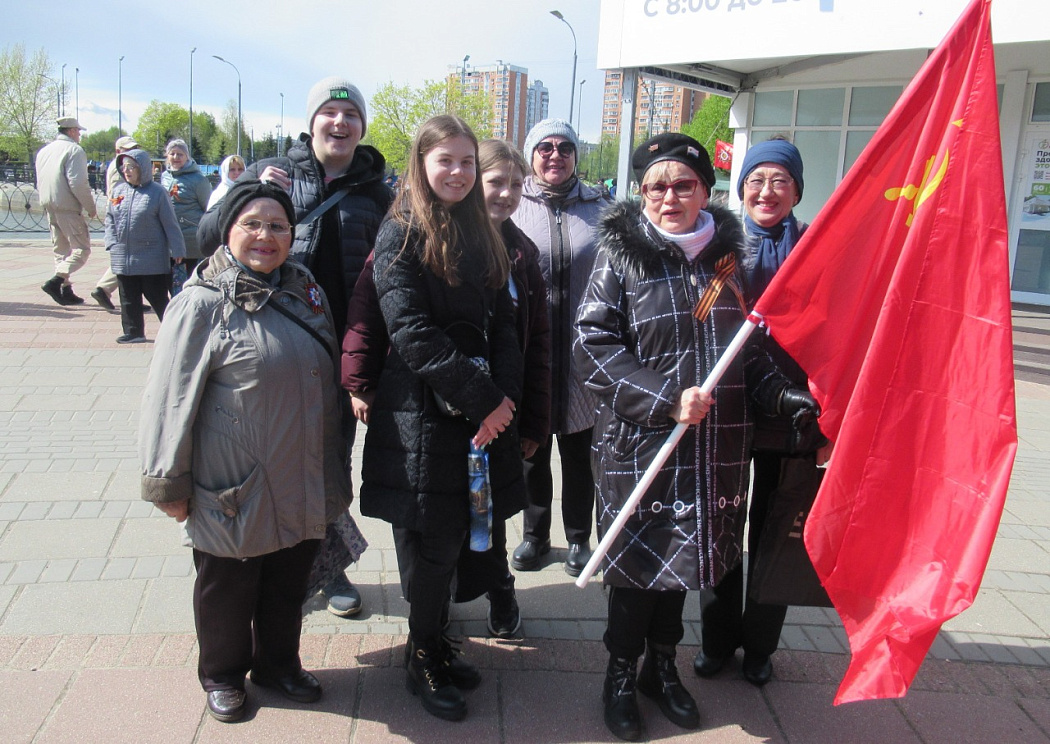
[648, 210, 715, 262]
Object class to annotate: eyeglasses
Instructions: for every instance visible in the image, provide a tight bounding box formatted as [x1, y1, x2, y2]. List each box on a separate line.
[743, 176, 794, 193]
[236, 219, 292, 235]
[641, 178, 700, 200]
[534, 141, 575, 158]
[120, 162, 140, 171]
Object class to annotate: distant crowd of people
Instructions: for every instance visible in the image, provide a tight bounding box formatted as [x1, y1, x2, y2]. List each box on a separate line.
[34, 76, 826, 740]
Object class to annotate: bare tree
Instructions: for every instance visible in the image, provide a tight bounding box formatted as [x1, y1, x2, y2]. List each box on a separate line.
[0, 44, 57, 161]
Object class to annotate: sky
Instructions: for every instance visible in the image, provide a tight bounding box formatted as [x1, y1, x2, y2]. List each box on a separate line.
[9, 0, 606, 149]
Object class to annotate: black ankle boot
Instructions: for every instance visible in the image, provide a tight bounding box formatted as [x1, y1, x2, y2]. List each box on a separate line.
[437, 635, 481, 690]
[603, 655, 642, 742]
[637, 643, 700, 730]
[405, 638, 467, 721]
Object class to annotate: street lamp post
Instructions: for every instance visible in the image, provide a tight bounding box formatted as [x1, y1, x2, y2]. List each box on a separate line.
[75, 68, 79, 120]
[461, 54, 470, 88]
[577, 79, 586, 133]
[279, 92, 285, 157]
[61, 63, 67, 116]
[212, 55, 242, 157]
[189, 48, 196, 159]
[550, 10, 578, 125]
[118, 56, 124, 135]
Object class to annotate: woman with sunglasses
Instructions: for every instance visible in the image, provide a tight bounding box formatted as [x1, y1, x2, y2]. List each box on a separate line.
[575, 133, 813, 741]
[510, 119, 609, 578]
[141, 180, 350, 723]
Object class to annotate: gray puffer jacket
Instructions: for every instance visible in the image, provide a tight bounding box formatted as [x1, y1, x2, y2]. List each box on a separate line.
[512, 177, 609, 435]
[140, 248, 350, 558]
[105, 149, 186, 275]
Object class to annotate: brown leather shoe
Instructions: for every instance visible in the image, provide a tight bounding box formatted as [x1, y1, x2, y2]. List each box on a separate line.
[250, 668, 322, 703]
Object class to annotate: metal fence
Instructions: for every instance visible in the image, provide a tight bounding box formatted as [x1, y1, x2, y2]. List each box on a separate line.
[0, 183, 108, 233]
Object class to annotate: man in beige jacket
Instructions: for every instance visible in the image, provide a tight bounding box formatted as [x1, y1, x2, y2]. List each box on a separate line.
[36, 117, 98, 306]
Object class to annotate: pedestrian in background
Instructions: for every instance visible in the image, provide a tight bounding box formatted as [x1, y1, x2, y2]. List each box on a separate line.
[161, 138, 211, 272]
[104, 148, 185, 343]
[90, 134, 141, 311]
[36, 116, 98, 306]
[207, 154, 246, 210]
[510, 118, 609, 578]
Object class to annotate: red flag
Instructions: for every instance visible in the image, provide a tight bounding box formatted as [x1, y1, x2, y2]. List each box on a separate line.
[752, 0, 1016, 704]
[715, 139, 733, 170]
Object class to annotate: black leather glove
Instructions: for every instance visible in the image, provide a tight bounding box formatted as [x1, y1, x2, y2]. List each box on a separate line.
[778, 387, 820, 431]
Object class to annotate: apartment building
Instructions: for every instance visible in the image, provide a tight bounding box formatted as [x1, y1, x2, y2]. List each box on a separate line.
[450, 61, 530, 149]
[601, 70, 707, 140]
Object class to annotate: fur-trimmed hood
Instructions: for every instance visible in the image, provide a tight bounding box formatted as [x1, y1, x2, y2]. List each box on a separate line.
[597, 199, 745, 281]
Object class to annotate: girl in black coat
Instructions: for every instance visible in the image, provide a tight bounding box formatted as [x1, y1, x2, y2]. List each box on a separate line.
[360, 116, 523, 723]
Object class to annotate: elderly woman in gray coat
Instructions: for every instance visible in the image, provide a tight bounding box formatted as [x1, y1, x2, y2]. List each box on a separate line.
[104, 148, 185, 343]
[140, 181, 349, 724]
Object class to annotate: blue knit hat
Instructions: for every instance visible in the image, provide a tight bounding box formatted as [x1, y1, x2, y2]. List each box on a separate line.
[736, 139, 804, 200]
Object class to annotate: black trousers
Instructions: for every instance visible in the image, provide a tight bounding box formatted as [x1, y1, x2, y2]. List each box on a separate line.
[605, 586, 687, 661]
[116, 273, 170, 337]
[193, 539, 320, 692]
[393, 525, 468, 647]
[451, 517, 513, 603]
[522, 428, 595, 545]
[700, 452, 789, 659]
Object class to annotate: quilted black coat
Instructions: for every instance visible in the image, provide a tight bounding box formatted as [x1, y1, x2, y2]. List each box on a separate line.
[360, 214, 525, 533]
[574, 200, 787, 590]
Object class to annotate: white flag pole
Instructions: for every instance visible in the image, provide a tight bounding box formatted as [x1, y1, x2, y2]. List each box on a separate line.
[574, 314, 763, 588]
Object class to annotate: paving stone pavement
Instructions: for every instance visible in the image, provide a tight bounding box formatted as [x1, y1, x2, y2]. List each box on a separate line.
[1, 235, 1049, 742]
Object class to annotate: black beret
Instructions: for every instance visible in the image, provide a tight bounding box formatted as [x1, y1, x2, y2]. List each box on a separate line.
[632, 133, 716, 191]
[219, 179, 297, 246]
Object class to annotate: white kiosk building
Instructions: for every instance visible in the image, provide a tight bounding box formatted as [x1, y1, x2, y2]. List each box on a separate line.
[598, 0, 1050, 306]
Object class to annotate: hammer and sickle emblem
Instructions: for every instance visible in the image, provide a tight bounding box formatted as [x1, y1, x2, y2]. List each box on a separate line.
[884, 149, 950, 227]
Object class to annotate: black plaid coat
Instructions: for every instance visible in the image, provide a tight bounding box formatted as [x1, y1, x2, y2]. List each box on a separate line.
[574, 201, 786, 590]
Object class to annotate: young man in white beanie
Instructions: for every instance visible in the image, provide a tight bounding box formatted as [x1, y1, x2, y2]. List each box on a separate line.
[199, 76, 392, 619]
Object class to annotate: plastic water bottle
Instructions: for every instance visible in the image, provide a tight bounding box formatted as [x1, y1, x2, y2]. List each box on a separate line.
[468, 442, 492, 552]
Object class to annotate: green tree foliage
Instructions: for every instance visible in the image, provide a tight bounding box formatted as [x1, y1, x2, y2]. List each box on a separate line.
[367, 79, 492, 174]
[133, 100, 219, 163]
[80, 125, 122, 164]
[211, 99, 249, 162]
[578, 134, 620, 184]
[0, 44, 57, 161]
[681, 94, 733, 171]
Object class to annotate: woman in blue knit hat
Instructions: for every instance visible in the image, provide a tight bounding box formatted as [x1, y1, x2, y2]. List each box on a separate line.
[694, 136, 831, 689]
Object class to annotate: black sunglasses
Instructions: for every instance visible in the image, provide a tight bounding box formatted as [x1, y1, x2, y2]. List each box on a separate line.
[535, 141, 575, 158]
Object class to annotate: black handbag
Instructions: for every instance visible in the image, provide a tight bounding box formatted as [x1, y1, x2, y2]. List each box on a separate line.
[748, 456, 833, 607]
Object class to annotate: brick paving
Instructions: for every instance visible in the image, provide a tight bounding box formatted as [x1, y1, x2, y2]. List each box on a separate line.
[1, 235, 1049, 742]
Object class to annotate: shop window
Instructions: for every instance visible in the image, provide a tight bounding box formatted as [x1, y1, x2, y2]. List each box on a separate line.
[796, 88, 845, 126]
[844, 130, 875, 174]
[848, 86, 902, 126]
[753, 90, 793, 127]
[1033, 82, 1050, 123]
[794, 130, 841, 224]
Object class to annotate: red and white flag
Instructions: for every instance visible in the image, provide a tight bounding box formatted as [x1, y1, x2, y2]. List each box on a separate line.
[753, 0, 1016, 704]
[715, 139, 733, 170]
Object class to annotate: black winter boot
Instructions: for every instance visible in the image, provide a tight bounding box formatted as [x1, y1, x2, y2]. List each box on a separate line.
[638, 643, 700, 729]
[437, 635, 481, 689]
[603, 655, 642, 742]
[405, 638, 467, 721]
